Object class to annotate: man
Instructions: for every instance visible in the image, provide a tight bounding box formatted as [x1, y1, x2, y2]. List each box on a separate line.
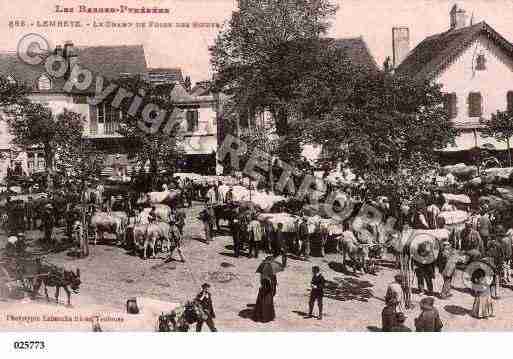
[413, 242, 435, 296]
[438, 241, 457, 299]
[461, 221, 484, 256]
[391, 313, 411, 332]
[230, 209, 242, 257]
[195, 283, 217, 332]
[198, 205, 215, 244]
[247, 217, 262, 258]
[385, 274, 405, 313]
[308, 266, 325, 320]
[272, 223, 287, 267]
[206, 185, 217, 206]
[297, 216, 310, 260]
[41, 204, 55, 244]
[479, 208, 492, 249]
[185, 179, 194, 208]
[415, 297, 443, 332]
[225, 186, 234, 205]
[382, 300, 398, 332]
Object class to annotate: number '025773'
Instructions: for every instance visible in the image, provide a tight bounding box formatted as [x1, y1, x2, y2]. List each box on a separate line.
[13, 341, 46, 350]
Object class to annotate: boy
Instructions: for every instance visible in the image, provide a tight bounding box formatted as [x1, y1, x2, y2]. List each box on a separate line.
[308, 266, 326, 320]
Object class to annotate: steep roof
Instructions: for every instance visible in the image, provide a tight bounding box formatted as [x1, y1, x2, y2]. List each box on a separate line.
[396, 21, 513, 80]
[324, 36, 379, 72]
[0, 44, 147, 93]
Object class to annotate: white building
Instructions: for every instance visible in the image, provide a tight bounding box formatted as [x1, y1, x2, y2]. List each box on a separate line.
[395, 4, 513, 163]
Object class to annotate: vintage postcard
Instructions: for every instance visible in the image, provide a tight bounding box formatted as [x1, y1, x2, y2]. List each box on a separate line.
[0, 0, 513, 340]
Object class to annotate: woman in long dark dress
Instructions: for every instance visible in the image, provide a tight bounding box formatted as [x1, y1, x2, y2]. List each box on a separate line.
[253, 274, 277, 322]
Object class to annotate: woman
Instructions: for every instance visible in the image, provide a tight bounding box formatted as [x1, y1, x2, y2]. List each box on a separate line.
[253, 274, 277, 323]
[470, 268, 495, 319]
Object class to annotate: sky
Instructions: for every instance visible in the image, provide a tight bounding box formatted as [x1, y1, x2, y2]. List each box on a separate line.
[1, 0, 513, 84]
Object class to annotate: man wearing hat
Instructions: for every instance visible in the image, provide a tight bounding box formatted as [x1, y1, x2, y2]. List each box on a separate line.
[297, 216, 310, 260]
[413, 242, 436, 296]
[307, 266, 325, 320]
[415, 297, 443, 332]
[194, 283, 217, 332]
[386, 274, 405, 312]
[391, 312, 411, 332]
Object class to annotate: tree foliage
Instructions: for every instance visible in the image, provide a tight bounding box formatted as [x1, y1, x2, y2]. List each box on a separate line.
[5, 103, 84, 188]
[480, 109, 513, 166]
[114, 75, 184, 189]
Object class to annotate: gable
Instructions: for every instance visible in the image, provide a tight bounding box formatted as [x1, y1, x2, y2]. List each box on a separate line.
[396, 21, 513, 80]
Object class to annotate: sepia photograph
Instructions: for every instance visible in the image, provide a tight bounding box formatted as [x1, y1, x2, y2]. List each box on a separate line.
[1, 1, 513, 352]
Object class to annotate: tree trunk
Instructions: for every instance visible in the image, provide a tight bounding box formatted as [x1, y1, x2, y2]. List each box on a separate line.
[44, 144, 54, 191]
[150, 157, 159, 191]
[508, 138, 512, 168]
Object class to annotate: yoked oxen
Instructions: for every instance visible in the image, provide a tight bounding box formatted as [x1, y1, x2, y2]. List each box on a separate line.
[90, 211, 126, 245]
[128, 221, 176, 259]
[137, 190, 183, 208]
[31, 263, 81, 306]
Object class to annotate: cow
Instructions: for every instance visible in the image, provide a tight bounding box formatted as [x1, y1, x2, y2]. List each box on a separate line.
[32, 265, 81, 306]
[137, 190, 182, 207]
[89, 212, 125, 245]
[136, 204, 172, 224]
[338, 231, 370, 274]
[142, 221, 174, 260]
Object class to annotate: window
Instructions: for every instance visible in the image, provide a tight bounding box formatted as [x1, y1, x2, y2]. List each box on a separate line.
[443, 93, 457, 119]
[37, 74, 51, 90]
[476, 54, 486, 71]
[468, 92, 482, 117]
[507, 91, 513, 112]
[186, 110, 199, 131]
[97, 103, 121, 134]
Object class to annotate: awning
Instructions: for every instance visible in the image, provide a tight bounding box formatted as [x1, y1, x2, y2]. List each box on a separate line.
[441, 131, 513, 152]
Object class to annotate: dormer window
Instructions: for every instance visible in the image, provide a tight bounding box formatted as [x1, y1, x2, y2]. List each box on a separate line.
[37, 74, 51, 90]
[476, 54, 486, 71]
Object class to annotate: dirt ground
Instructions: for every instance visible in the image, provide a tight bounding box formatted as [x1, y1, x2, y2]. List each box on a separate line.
[1, 202, 513, 332]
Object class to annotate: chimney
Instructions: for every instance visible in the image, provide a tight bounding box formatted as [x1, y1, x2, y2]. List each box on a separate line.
[392, 27, 410, 68]
[450, 4, 467, 30]
[63, 41, 79, 75]
[54, 45, 63, 57]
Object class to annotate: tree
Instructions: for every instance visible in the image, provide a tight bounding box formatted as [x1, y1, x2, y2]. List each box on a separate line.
[115, 75, 184, 190]
[480, 109, 513, 167]
[5, 103, 84, 190]
[211, 0, 338, 135]
[301, 71, 457, 209]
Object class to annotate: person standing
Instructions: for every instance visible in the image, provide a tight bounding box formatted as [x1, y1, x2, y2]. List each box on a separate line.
[253, 274, 277, 323]
[272, 223, 287, 268]
[206, 185, 217, 206]
[41, 204, 55, 245]
[382, 301, 398, 332]
[413, 243, 436, 296]
[479, 208, 492, 249]
[248, 217, 262, 258]
[414, 297, 443, 332]
[438, 241, 457, 299]
[297, 216, 310, 260]
[391, 313, 411, 332]
[198, 205, 215, 244]
[385, 274, 405, 313]
[230, 210, 241, 257]
[308, 266, 325, 320]
[461, 221, 484, 256]
[470, 268, 495, 319]
[195, 283, 217, 332]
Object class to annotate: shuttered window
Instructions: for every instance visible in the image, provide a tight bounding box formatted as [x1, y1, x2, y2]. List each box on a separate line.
[186, 110, 199, 131]
[443, 93, 457, 119]
[507, 91, 513, 112]
[468, 92, 482, 117]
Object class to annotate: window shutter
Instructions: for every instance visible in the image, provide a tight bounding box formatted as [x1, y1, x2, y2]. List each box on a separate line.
[186, 111, 193, 131]
[468, 92, 482, 117]
[89, 104, 98, 135]
[444, 93, 457, 119]
[507, 91, 513, 112]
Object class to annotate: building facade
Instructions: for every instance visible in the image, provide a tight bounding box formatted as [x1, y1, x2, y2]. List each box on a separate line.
[395, 4, 513, 163]
[0, 41, 221, 181]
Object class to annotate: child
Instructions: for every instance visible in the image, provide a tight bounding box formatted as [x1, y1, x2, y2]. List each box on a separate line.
[391, 313, 411, 332]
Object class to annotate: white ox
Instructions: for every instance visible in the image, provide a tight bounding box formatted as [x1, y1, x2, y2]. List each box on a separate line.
[90, 211, 126, 245]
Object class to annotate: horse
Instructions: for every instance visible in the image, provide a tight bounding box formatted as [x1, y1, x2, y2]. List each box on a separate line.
[32, 265, 81, 306]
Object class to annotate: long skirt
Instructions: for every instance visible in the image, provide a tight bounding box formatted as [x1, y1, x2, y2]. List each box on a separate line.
[253, 287, 275, 323]
[471, 293, 494, 319]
